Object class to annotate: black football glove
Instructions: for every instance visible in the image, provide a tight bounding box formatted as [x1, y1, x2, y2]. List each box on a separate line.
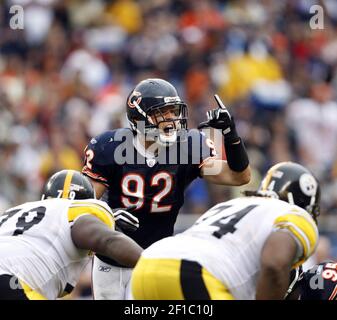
[112, 206, 139, 232]
[198, 94, 249, 172]
[198, 95, 239, 143]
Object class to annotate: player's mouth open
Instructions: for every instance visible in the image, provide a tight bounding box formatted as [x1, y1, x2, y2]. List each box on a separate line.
[163, 124, 175, 135]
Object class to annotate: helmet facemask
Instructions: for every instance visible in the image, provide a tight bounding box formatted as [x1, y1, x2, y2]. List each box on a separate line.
[147, 103, 188, 145]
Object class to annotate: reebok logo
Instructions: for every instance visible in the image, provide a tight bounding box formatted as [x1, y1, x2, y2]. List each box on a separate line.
[98, 266, 111, 272]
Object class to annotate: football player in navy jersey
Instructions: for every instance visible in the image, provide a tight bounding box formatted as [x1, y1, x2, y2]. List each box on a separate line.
[82, 78, 251, 299]
[286, 261, 337, 300]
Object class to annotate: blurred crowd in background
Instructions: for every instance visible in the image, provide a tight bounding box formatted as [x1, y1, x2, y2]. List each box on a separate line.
[1, 0, 337, 298]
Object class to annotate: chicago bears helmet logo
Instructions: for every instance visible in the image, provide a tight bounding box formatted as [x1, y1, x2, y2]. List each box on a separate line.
[128, 91, 142, 109]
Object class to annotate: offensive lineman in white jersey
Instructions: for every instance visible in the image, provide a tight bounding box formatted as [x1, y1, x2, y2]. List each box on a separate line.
[131, 162, 320, 300]
[0, 170, 142, 300]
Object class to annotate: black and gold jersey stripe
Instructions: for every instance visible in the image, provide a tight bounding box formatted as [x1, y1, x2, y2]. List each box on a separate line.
[19, 280, 47, 300]
[131, 258, 234, 300]
[273, 212, 318, 267]
[68, 201, 114, 228]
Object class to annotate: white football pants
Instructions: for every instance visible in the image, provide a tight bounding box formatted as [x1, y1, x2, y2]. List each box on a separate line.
[92, 256, 133, 300]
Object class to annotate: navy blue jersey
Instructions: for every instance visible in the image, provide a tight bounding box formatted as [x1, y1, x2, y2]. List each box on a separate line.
[82, 128, 216, 266]
[294, 261, 337, 300]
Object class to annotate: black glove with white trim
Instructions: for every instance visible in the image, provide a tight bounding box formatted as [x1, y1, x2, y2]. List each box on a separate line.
[112, 206, 139, 232]
[198, 95, 239, 143]
[198, 95, 249, 172]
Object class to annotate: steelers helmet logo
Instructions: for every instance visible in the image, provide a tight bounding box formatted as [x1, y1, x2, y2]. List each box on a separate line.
[299, 173, 317, 197]
[127, 91, 142, 109]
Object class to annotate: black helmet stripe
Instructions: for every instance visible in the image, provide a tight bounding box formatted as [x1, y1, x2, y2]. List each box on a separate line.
[62, 170, 74, 199]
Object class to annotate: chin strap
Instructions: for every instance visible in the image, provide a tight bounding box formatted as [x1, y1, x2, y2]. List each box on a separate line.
[157, 131, 177, 146]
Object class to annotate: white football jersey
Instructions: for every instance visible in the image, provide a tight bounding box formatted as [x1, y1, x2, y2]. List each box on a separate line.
[0, 198, 114, 300]
[141, 196, 318, 300]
